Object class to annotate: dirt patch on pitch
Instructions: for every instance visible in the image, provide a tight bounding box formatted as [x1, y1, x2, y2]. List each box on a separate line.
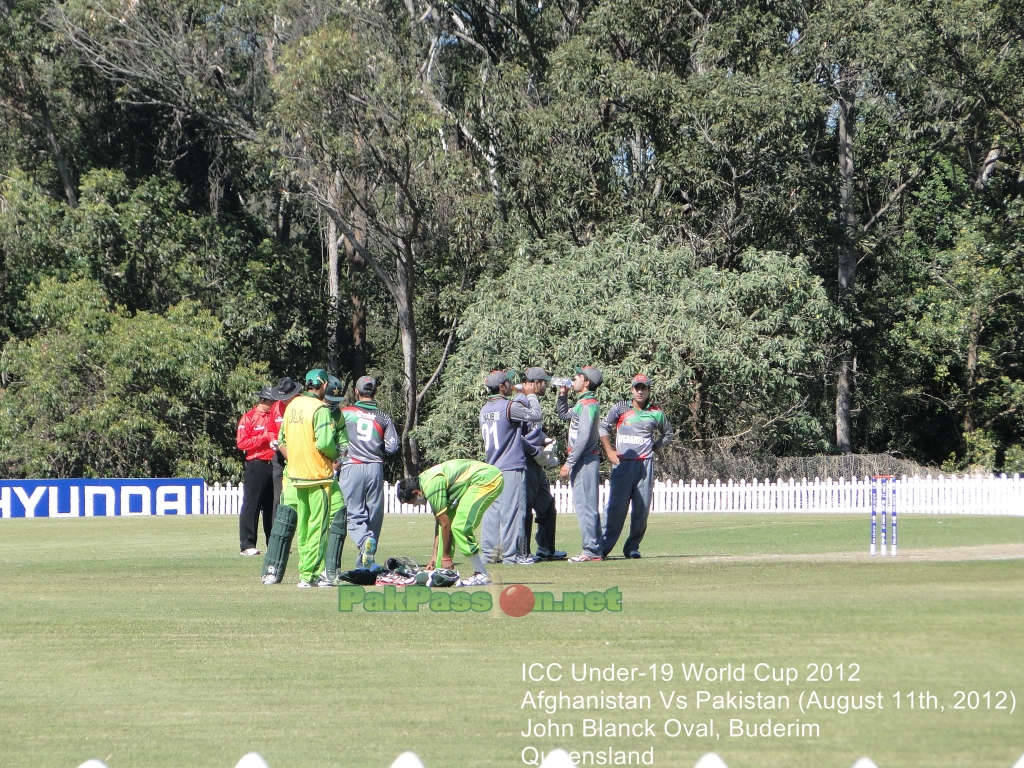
[678, 543, 1024, 565]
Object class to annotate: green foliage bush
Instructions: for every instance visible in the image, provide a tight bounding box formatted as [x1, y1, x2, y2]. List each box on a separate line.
[0, 278, 263, 479]
[417, 229, 840, 465]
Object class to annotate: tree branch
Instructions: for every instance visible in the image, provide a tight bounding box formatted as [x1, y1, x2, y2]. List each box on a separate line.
[417, 316, 458, 406]
[862, 168, 923, 233]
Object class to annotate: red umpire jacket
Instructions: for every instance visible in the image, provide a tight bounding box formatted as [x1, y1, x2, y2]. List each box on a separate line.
[236, 407, 276, 461]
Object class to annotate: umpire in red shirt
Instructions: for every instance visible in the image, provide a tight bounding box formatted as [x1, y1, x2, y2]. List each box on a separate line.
[236, 384, 278, 555]
[269, 376, 301, 514]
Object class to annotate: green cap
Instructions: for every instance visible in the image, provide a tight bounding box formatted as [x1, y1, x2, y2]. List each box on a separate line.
[305, 369, 329, 387]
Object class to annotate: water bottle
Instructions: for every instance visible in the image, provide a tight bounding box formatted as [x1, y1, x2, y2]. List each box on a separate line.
[361, 535, 377, 568]
[551, 377, 573, 388]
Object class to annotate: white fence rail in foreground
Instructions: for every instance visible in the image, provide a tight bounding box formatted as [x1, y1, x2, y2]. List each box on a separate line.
[204, 473, 1024, 516]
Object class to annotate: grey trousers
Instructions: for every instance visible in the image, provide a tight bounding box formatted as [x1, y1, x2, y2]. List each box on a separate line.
[570, 451, 603, 557]
[601, 458, 655, 557]
[339, 463, 384, 560]
[525, 460, 558, 557]
[481, 468, 527, 563]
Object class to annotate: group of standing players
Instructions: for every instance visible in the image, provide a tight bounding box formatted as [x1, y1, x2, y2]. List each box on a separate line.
[236, 369, 398, 587]
[396, 366, 674, 586]
[238, 364, 673, 588]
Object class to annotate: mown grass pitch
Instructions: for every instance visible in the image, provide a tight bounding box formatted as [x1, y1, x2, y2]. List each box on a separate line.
[1, 514, 1022, 768]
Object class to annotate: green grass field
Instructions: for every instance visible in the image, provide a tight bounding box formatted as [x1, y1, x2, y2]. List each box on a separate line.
[1, 513, 1023, 768]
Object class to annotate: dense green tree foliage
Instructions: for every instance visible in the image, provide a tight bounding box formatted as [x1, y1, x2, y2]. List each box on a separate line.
[1, 0, 1023, 479]
[417, 231, 839, 461]
[0, 278, 263, 478]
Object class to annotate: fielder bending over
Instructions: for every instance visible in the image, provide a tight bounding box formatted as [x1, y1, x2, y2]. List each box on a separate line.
[396, 459, 504, 586]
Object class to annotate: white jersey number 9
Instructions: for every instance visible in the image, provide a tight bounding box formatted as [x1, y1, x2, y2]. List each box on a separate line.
[356, 417, 375, 442]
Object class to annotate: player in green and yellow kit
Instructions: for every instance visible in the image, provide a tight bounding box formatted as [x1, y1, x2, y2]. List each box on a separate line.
[323, 376, 350, 582]
[396, 459, 503, 586]
[260, 375, 349, 586]
[278, 369, 338, 587]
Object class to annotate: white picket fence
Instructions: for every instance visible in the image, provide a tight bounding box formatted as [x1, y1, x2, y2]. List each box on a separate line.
[204, 473, 1024, 516]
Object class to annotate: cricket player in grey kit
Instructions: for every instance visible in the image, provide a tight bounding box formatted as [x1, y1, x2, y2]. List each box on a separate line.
[337, 375, 400, 567]
[557, 365, 604, 562]
[599, 374, 675, 558]
[519, 367, 567, 561]
[479, 369, 543, 564]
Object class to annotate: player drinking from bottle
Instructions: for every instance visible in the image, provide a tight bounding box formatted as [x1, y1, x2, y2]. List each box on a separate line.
[519, 367, 567, 561]
[478, 369, 543, 565]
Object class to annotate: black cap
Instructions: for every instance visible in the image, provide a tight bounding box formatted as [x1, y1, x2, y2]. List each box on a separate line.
[524, 366, 551, 382]
[272, 377, 300, 400]
[257, 385, 276, 401]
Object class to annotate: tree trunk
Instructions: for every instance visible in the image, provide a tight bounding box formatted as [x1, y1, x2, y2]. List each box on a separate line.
[963, 305, 981, 434]
[835, 89, 857, 455]
[343, 164, 368, 383]
[346, 244, 367, 382]
[276, 189, 290, 244]
[395, 183, 421, 476]
[835, 349, 853, 453]
[396, 242, 419, 476]
[326, 215, 340, 375]
[688, 367, 703, 440]
[40, 103, 77, 208]
[326, 172, 344, 374]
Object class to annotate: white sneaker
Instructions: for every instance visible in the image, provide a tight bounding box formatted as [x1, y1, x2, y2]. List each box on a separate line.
[241, 548, 260, 556]
[297, 580, 313, 588]
[262, 575, 277, 585]
[458, 573, 492, 587]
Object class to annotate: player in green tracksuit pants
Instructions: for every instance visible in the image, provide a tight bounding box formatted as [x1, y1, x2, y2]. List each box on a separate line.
[262, 473, 339, 587]
[280, 370, 338, 587]
[323, 376, 350, 582]
[396, 459, 503, 586]
[261, 377, 349, 586]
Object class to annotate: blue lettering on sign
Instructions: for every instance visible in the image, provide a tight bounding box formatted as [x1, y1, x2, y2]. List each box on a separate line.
[0, 479, 205, 518]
